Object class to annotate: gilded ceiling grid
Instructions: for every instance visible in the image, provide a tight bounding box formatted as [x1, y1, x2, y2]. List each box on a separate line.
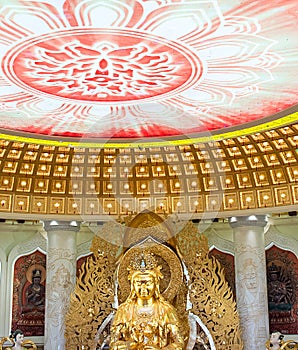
[0, 125, 297, 216]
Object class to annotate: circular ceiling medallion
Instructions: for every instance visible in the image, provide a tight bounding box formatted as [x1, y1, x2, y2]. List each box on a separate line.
[3, 29, 202, 104]
[0, 0, 297, 145]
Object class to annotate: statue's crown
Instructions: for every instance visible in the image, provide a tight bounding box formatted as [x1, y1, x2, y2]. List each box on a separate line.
[128, 250, 162, 279]
[33, 269, 41, 278]
[129, 251, 158, 272]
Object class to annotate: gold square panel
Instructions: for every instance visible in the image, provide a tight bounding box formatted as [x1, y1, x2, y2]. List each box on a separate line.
[170, 179, 183, 193]
[32, 196, 47, 213]
[274, 187, 291, 206]
[53, 165, 68, 177]
[186, 178, 200, 192]
[257, 189, 273, 207]
[85, 198, 100, 214]
[120, 198, 135, 214]
[16, 178, 32, 192]
[40, 152, 54, 162]
[154, 197, 169, 213]
[184, 163, 198, 175]
[264, 153, 280, 166]
[270, 169, 286, 184]
[7, 149, 21, 159]
[102, 199, 117, 215]
[165, 153, 180, 163]
[19, 163, 34, 175]
[216, 161, 231, 172]
[189, 195, 204, 212]
[206, 194, 222, 211]
[86, 166, 100, 177]
[136, 181, 150, 194]
[103, 166, 116, 178]
[103, 181, 116, 194]
[72, 154, 85, 163]
[119, 154, 132, 164]
[69, 180, 83, 194]
[152, 165, 166, 176]
[67, 198, 82, 214]
[247, 156, 264, 169]
[253, 171, 270, 186]
[70, 165, 84, 177]
[240, 191, 256, 209]
[223, 193, 239, 210]
[2, 161, 17, 173]
[280, 151, 297, 163]
[137, 198, 152, 211]
[49, 197, 65, 214]
[51, 180, 67, 194]
[203, 177, 218, 191]
[33, 179, 49, 193]
[286, 166, 298, 182]
[56, 153, 70, 162]
[232, 158, 247, 171]
[236, 173, 253, 188]
[200, 162, 215, 174]
[14, 195, 29, 212]
[0, 194, 12, 211]
[172, 197, 186, 213]
[291, 185, 298, 203]
[168, 164, 182, 176]
[85, 180, 101, 194]
[135, 165, 149, 177]
[0, 177, 14, 190]
[119, 166, 133, 178]
[220, 176, 235, 190]
[152, 179, 167, 194]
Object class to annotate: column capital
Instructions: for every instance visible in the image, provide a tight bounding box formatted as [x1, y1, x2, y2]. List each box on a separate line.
[43, 220, 81, 232]
[229, 215, 268, 228]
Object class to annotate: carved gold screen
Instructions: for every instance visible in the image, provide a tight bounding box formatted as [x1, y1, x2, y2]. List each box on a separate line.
[65, 212, 243, 350]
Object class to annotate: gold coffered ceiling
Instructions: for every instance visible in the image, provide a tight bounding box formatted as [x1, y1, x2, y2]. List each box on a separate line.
[0, 123, 298, 218]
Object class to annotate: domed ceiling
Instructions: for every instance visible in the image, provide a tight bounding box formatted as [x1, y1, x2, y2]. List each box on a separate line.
[0, 0, 297, 219]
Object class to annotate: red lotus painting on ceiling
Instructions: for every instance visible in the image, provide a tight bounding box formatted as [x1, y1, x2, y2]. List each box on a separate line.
[0, 0, 297, 139]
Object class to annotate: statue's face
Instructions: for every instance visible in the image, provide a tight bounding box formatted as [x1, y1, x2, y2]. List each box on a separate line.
[133, 273, 156, 299]
[270, 332, 281, 345]
[15, 333, 24, 344]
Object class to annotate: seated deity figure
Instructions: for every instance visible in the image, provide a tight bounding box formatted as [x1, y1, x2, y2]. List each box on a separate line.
[23, 269, 45, 313]
[109, 251, 185, 350]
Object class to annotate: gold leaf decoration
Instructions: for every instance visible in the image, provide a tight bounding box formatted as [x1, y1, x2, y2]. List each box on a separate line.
[65, 236, 118, 349]
[177, 223, 244, 350]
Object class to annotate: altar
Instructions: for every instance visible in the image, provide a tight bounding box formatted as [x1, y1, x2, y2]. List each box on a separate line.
[64, 212, 243, 350]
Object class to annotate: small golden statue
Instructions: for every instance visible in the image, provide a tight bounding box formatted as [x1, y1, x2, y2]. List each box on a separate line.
[110, 251, 185, 350]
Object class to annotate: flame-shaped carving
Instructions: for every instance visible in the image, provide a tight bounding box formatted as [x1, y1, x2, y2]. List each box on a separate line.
[177, 223, 243, 350]
[65, 236, 118, 349]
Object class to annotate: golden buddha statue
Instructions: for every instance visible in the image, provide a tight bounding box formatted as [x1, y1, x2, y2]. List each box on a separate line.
[109, 251, 185, 350]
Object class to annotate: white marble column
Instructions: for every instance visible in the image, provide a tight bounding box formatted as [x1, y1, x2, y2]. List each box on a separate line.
[43, 221, 79, 350]
[229, 215, 269, 350]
